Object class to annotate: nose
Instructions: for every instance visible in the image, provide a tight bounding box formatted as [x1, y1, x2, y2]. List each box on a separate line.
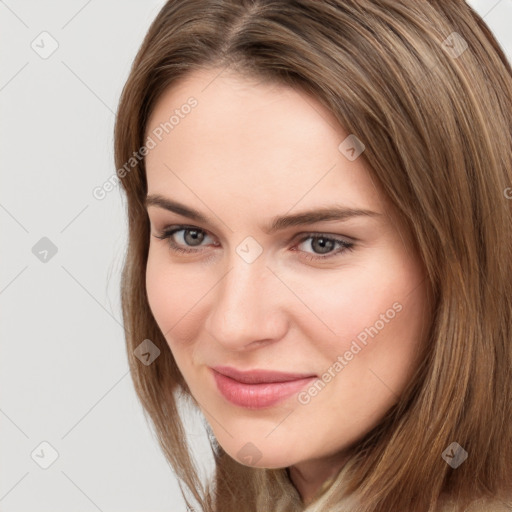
[204, 251, 288, 351]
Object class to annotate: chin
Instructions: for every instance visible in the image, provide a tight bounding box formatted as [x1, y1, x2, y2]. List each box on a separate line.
[224, 443, 300, 469]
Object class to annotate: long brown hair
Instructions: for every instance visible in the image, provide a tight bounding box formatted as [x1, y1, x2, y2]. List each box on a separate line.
[113, 1, 512, 510]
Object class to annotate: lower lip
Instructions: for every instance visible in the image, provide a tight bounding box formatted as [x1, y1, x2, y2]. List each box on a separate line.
[211, 370, 316, 409]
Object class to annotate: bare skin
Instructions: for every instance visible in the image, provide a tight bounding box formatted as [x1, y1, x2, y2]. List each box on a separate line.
[287, 453, 349, 505]
[143, 67, 432, 503]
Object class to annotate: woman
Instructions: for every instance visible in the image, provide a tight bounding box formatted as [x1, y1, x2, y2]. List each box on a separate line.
[113, 1, 512, 510]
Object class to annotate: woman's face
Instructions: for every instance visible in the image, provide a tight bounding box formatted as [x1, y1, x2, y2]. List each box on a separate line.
[144, 68, 431, 470]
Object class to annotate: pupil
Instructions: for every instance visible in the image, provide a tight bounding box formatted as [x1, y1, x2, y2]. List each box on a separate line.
[185, 229, 203, 246]
[313, 237, 334, 254]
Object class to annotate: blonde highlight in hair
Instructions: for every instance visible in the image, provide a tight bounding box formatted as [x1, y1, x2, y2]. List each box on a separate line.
[114, 1, 512, 510]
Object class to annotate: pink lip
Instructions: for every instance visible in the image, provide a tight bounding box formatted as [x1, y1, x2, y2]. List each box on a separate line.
[210, 366, 317, 409]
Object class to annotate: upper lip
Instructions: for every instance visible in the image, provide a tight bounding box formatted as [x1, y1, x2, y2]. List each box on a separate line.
[211, 365, 316, 384]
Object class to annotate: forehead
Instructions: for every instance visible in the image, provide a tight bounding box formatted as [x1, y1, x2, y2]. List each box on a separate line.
[144, 68, 384, 216]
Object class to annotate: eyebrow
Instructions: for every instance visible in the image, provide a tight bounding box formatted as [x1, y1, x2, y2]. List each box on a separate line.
[145, 194, 381, 235]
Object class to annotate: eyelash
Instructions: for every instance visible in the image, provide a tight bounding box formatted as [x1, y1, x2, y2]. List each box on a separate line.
[153, 224, 355, 262]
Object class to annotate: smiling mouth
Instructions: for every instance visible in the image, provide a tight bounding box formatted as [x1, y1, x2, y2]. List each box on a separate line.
[211, 365, 317, 384]
[210, 368, 317, 409]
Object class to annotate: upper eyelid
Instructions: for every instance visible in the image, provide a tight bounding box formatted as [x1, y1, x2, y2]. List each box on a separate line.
[157, 225, 353, 244]
[145, 195, 380, 235]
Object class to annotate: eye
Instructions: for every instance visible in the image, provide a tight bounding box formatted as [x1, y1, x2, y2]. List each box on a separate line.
[153, 225, 216, 254]
[152, 225, 355, 261]
[294, 233, 355, 261]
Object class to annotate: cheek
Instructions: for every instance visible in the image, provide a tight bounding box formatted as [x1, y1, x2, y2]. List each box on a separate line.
[297, 281, 429, 444]
[145, 253, 211, 391]
[145, 250, 206, 347]
[300, 251, 429, 381]
[323, 268, 429, 404]
[288, 259, 411, 348]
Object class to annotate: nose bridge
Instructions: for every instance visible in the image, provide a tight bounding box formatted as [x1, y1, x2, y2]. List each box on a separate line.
[219, 254, 268, 320]
[206, 251, 284, 347]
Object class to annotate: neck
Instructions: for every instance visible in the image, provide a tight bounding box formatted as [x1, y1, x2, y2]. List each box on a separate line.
[287, 452, 348, 506]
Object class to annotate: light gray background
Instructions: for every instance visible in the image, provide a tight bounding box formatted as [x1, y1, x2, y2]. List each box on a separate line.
[1, 1, 510, 511]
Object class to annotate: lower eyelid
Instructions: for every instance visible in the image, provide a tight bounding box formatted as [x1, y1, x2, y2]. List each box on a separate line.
[155, 226, 353, 257]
